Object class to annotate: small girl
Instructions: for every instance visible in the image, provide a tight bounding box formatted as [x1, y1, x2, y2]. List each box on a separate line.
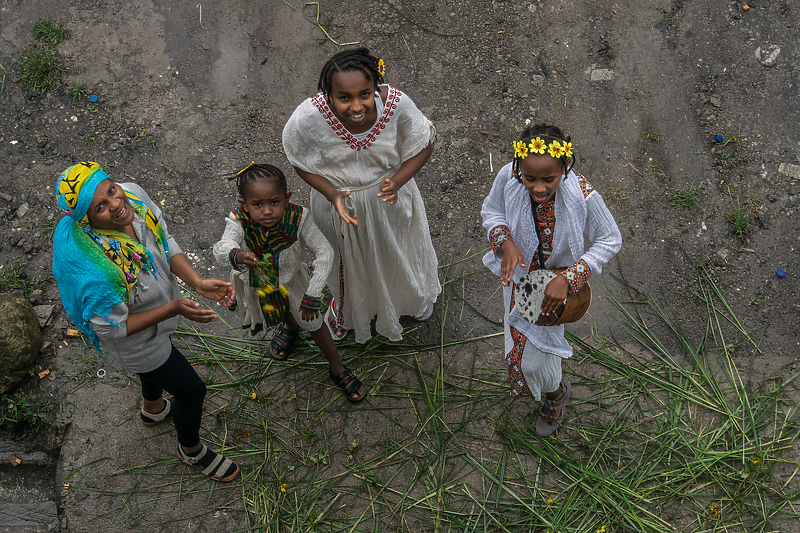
[282, 47, 441, 344]
[213, 163, 366, 402]
[481, 125, 622, 436]
[52, 162, 240, 482]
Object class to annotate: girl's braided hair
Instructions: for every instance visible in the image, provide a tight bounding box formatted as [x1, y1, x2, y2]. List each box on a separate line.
[317, 47, 384, 98]
[511, 124, 576, 183]
[235, 163, 287, 199]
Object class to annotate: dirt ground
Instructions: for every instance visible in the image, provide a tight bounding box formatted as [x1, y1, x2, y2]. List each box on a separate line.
[1, 0, 799, 531]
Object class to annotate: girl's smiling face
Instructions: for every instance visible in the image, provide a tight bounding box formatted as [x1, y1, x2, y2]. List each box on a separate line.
[87, 178, 136, 230]
[328, 69, 378, 134]
[239, 178, 291, 231]
[519, 154, 564, 204]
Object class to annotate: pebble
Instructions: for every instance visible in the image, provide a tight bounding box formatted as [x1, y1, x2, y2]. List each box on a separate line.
[29, 289, 46, 306]
[17, 202, 29, 217]
[197, 241, 209, 250]
[201, 154, 213, 162]
[755, 45, 780, 67]
[786, 199, 793, 208]
[108, 142, 119, 151]
[10, 234, 22, 245]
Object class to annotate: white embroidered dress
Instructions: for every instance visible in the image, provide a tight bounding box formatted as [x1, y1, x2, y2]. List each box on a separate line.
[282, 85, 441, 343]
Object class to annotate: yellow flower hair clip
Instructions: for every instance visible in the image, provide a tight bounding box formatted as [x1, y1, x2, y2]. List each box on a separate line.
[377, 58, 386, 78]
[513, 140, 528, 159]
[529, 137, 547, 154]
[548, 140, 564, 158]
[513, 138, 573, 160]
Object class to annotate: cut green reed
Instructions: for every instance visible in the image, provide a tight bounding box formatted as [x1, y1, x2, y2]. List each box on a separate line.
[88, 261, 799, 532]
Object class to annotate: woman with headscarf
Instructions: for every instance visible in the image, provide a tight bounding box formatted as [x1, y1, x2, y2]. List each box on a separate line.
[52, 161, 240, 482]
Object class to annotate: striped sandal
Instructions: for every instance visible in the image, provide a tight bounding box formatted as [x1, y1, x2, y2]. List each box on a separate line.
[140, 398, 173, 427]
[177, 443, 240, 482]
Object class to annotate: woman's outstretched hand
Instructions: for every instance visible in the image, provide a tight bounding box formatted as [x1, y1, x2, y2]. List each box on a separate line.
[195, 278, 236, 307]
[171, 297, 219, 323]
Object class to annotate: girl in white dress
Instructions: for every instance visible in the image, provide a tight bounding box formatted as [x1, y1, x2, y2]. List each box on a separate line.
[481, 124, 622, 436]
[282, 48, 441, 344]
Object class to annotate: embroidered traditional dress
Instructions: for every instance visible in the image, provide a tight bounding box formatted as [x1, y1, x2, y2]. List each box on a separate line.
[213, 203, 333, 333]
[282, 84, 441, 343]
[481, 164, 622, 398]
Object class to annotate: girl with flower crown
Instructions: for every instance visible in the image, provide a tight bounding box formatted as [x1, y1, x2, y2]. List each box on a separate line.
[51, 162, 240, 482]
[282, 47, 441, 345]
[481, 125, 622, 436]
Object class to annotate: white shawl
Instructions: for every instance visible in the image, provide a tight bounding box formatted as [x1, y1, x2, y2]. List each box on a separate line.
[481, 163, 622, 357]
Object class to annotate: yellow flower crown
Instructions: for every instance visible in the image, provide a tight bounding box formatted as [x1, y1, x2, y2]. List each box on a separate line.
[513, 137, 573, 160]
[377, 58, 386, 78]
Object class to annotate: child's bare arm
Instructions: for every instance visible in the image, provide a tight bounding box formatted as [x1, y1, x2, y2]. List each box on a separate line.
[377, 143, 433, 204]
[293, 165, 358, 226]
[499, 240, 526, 287]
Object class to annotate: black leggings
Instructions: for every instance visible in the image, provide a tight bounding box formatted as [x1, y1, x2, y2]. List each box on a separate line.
[138, 344, 206, 447]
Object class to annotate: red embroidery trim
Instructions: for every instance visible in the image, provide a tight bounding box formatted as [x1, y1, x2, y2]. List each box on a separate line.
[312, 87, 402, 151]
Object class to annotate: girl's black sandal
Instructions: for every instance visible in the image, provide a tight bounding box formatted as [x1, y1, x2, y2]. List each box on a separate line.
[270, 322, 298, 360]
[330, 366, 367, 402]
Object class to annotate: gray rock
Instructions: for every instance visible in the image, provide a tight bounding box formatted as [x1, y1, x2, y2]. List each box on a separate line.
[28, 289, 46, 306]
[33, 305, 55, 328]
[107, 142, 119, 151]
[201, 153, 213, 162]
[786, 199, 793, 208]
[0, 294, 43, 395]
[757, 210, 769, 228]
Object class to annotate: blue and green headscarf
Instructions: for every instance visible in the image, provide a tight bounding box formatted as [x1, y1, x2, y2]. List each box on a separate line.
[52, 162, 169, 347]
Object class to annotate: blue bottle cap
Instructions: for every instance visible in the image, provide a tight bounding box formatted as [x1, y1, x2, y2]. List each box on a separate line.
[714, 134, 724, 143]
[89, 95, 98, 103]
[776, 269, 786, 279]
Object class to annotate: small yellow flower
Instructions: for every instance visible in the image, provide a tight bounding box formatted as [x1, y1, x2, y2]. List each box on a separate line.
[561, 140, 573, 157]
[548, 140, 564, 158]
[280, 483, 287, 493]
[279, 285, 289, 297]
[546, 498, 554, 505]
[377, 58, 386, 78]
[262, 303, 276, 312]
[513, 140, 528, 159]
[251, 392, 257, 400]
[709, 503, 720, 517]
[529, 137, 547, 154]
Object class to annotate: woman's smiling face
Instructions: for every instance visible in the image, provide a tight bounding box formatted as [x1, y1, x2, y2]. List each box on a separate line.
[87, 179, 135, 230]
